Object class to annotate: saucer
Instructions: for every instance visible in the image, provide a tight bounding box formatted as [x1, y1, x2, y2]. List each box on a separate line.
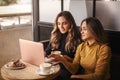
[37, 68, 55, 76]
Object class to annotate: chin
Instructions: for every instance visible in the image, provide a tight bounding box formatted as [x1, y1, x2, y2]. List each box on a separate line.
[82, 38, 86, 41]
[61, 31, 66, 34]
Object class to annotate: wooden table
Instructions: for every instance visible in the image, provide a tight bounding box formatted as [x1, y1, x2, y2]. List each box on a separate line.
[1, 61, 60, 80]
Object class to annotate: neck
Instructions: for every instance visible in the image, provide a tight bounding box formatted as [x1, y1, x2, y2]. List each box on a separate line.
[87, 38, 96, 46]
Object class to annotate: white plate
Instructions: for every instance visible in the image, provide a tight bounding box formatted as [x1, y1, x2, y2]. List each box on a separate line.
[4, 64, 25, 70]
[37, 67, 55, 76]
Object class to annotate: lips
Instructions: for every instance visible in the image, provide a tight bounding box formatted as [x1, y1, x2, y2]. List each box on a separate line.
[81, 34, 85, 37]
[60, 29, 66, 33]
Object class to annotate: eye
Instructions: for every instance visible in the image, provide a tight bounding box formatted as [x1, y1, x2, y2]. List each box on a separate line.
[63, 22, 67, 25]
[83, 28, 87, 31]
[57, 22, 61, 25]
[80, 27, 87, 32]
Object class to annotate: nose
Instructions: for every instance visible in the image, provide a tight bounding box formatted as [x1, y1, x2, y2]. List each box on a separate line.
[81, 30, 84, 34]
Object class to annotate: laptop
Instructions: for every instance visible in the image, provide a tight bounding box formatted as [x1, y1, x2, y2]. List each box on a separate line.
[19, 39, 45, 66]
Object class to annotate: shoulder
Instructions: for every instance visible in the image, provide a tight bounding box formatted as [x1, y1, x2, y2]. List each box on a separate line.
[76, 42, 86, 51]
[98, 43, 111, 56]
[77, 42, 85, 47]
[99, 43, 111, 51]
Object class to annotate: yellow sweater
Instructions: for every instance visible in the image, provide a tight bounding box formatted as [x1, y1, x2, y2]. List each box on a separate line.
[73, 41, 111, 80]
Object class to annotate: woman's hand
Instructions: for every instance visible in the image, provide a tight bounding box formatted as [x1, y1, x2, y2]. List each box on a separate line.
[48, 54, 66, 63]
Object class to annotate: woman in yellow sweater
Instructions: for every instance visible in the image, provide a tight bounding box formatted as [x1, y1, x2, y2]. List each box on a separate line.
[50, 17, 111, 80]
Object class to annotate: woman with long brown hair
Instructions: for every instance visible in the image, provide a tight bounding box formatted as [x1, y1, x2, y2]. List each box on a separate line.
[45, 11, 82, 80]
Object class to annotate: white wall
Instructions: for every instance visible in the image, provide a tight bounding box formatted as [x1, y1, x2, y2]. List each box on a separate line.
[96, 1, 120, 31]
[39, 0, 61, 23]
[39, 0, 92, 26]
[69, 0, 88, 26]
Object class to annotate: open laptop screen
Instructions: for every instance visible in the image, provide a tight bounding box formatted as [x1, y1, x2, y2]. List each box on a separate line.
[19, 39, 45, 66]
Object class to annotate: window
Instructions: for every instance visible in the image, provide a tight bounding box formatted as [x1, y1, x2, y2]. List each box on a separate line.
[33, 0, 93, 41]
[0, 0, 32, 29]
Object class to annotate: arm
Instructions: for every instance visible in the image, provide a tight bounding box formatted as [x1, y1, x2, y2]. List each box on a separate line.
[48, 44, 82, 74]
[61, 56, 80, 74]
[63, 55, 73, 62]
[50, 45, 81, 74]
[71, 45, 111, 80]
[49, 54, 79, 74]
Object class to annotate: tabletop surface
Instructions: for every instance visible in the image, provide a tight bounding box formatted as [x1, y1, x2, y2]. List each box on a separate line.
[1, 61, 60, 80]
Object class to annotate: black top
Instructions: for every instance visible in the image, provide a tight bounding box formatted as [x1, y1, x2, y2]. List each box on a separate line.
[45, 33, 75, 58]
[45, 33, 78, 80]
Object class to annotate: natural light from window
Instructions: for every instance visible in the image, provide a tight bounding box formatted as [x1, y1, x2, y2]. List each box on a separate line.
[0, 0, 32, 29]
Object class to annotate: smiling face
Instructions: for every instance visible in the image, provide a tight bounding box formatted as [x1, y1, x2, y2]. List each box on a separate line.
[57, 16, 71, 34]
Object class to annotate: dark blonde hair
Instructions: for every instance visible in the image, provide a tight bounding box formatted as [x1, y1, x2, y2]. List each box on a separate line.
[80, 17, 108, 44]
[50, 11, 81, 52]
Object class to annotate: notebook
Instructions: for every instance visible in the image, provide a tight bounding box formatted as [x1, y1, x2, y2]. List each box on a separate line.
[19, 39, 45, 66]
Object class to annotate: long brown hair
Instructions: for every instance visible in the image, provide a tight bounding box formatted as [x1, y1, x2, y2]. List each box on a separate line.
[50, 11, 81, 52]
[80, 17, 108, 44]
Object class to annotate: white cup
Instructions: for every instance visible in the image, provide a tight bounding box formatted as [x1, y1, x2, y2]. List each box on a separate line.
[51, 51, 61, 56]
[39, 63, 52, 74]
